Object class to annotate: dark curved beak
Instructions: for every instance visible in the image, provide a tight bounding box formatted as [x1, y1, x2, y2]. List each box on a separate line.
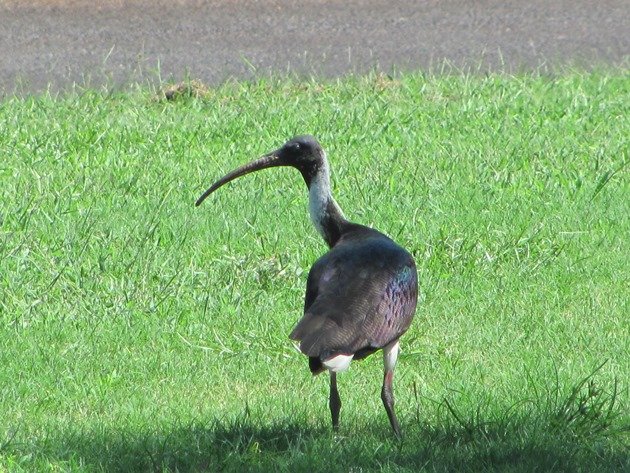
[195, 151, 285, 206]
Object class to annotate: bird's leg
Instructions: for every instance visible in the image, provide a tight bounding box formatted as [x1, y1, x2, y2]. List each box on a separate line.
[329, 371, 341, 431]
[381, 340, 401, 437]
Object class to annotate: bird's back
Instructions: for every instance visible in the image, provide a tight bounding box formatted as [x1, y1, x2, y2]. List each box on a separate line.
[289, 225, 418, 369]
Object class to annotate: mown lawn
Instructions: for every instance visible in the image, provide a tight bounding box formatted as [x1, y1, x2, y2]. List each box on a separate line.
[0, 70, 628, 472]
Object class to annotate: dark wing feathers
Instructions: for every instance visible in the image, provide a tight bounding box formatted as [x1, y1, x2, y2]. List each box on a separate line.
[289, 228, 418, 360]
[366, 264, 418, 347]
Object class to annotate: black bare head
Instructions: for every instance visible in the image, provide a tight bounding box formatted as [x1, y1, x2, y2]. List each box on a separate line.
[195, 135, 327, 206]
[277, 135, 327, 183]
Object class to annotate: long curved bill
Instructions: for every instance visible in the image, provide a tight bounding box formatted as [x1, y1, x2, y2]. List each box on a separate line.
[195, 152, 285, 207]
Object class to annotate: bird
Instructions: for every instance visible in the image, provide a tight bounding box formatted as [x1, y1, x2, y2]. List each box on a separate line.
[195, 135, 418, 436]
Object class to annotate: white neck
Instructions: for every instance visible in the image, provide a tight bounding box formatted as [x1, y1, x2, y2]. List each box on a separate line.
[308, 159, 345, 242]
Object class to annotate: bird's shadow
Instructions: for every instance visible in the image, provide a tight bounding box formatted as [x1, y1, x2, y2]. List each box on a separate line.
[4, 413, 627, 472]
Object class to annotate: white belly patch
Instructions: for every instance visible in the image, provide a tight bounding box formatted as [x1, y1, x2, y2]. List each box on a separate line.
[322, 353, 354, 372]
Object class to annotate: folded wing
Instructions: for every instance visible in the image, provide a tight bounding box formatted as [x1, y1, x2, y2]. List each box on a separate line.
[289, 230, 418, 363]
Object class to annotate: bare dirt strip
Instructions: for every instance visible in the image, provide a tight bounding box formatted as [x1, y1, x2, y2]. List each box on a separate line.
[1, 0, 628, 93]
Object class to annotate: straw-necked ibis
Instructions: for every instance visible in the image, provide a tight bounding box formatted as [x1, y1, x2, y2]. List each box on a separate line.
[196, 135, 418, 436]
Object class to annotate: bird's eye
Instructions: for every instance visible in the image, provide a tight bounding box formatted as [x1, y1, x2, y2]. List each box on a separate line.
[293, 143, 301, 150]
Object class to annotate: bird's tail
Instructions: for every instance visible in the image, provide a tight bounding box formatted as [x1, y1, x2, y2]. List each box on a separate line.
[308, 356, 325, 375]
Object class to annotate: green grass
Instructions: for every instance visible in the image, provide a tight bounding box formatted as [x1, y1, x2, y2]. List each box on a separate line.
[0, 70, 628, 472]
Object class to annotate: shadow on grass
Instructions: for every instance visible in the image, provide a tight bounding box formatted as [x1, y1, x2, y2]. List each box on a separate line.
[3, 412, 628, 472]
[2, 366, 627, 471]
